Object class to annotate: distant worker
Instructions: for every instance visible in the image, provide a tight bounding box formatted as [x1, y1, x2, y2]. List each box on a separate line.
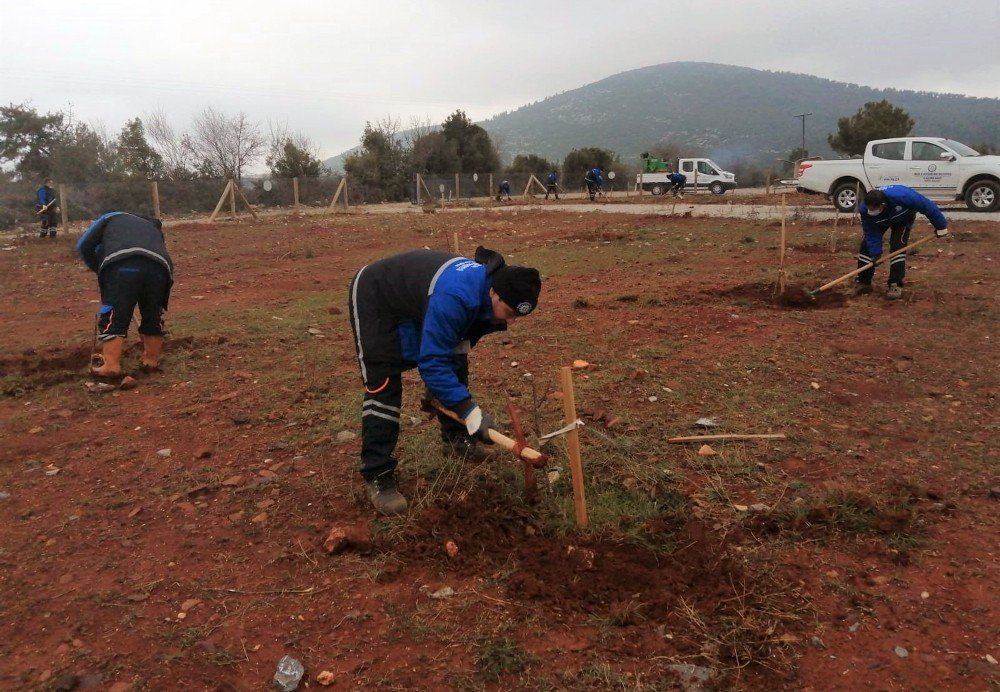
[347, 246, 542, 515]
[668, 171, 687, 198]
[497, 180, 512, 201]
[36, 177, 58, 238]
[544, 170, 560, 200]
[584, 166, 604, 201]
[76, 212, 174, 378]
[853, 185, 948, 300]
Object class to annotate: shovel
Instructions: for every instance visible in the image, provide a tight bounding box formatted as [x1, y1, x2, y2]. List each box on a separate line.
[807, 233, 937, 299]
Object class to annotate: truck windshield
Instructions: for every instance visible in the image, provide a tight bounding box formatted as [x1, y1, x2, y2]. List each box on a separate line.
[942, 140, 980, 157]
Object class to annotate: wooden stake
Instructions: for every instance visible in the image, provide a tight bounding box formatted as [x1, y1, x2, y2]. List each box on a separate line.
[292, 177, 300, 209]
[489, 173, 493, 206]
[830, 208, 840, 253]
[415, 173, 421, 205]
[58, 184, 68, 230]
[667, 434, 787, 443]
[328, 177, 347, 211]
[778, 192, 787, 294]
[228, 179, 237, 219]
[450, 231, 459, 254]
[209, 180, 233, 222]
[455, 173, 460, 200]
[343, 174, 349, 210]
[560, 366, 588, 528]
[233, 183, 259, 219]
[151, 181, 160, 219]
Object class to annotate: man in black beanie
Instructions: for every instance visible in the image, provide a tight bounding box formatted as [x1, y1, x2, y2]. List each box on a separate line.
[348, 246, 541, 515]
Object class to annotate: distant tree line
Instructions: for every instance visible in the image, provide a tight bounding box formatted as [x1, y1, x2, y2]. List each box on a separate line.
[0, 102, 324, 185]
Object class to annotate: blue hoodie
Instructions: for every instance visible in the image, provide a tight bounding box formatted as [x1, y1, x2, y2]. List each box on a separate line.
[859, 185, 947, 255]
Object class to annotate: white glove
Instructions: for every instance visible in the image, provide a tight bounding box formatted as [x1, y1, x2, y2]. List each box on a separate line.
[463, 405, 497, 444]
[935, 227, 949, 238]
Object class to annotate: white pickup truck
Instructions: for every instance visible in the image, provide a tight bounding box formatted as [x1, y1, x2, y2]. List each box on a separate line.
[796, 137, 1000, 212]
[635, 157, 737, 195]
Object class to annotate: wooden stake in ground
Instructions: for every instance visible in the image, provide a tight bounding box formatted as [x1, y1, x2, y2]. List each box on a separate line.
[151, 181, 161, 219]
[209, 180, 233, 222]
[776, 192, 787, 294]
[560, 366, 589, 528]
[831, 206, 840, 252]
[292, 177, 300, 210]
[450, 231, 459, 254]
[228, 179, 237, 219]
[58, 184, 68, 229]
[328, 176, 348, 212]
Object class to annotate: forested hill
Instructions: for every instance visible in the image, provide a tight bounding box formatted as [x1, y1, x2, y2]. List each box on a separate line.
[325, 62, 1000, 170]
[482, 62, 1000, 166]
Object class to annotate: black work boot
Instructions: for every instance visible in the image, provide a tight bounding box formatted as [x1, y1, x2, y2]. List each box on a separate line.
[365, 471, 408, 515]
[441, 438, 496, 463]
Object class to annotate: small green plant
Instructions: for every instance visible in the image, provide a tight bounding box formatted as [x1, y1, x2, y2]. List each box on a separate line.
[475, 637, 531, 681]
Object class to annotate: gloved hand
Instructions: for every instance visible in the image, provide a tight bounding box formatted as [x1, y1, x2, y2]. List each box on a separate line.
[935, 227, 949, 238]
[463, 405, 497, 444]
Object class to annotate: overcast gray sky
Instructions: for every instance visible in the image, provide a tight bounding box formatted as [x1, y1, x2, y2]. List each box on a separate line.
[3, 0, 998, 161]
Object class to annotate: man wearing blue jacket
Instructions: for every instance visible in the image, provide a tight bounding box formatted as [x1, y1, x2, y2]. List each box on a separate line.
[36, 177, 58, 238]
[584, 166, 604, 201]
[76, 212, 174, 377]
[348, 246, 542, 514]
[854, 185, 948, 299]
[668, 171, 687, 198]
[544, 170, 559, 200]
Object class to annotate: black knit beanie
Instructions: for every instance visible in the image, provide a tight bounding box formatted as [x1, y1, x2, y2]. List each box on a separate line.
[492, 265, 541, 315]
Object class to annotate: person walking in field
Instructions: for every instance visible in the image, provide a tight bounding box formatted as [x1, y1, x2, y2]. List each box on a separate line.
[36, 177, 58, 238]
[852, 185, 948, 300]
[497, 180, 512, 201]
[668, 171, 687, 198]
[544, 170, 560, 200]
[584, 166, 604, 201]
[76, 212, 173, 378]
[347, 246, 542, 515]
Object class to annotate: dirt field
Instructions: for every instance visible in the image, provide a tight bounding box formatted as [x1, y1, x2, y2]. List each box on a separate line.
[1, 205, 997, 691]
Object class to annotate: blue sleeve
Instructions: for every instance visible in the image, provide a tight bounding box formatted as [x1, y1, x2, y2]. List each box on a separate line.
[75, 213, 113, 273]
[891, 187, 948, 230]
[418, 292, 474, 408]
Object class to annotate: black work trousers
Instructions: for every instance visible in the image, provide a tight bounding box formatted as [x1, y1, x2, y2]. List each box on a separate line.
[347, 269, 469, 481]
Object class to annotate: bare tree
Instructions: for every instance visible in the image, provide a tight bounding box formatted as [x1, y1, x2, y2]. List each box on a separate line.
[266, 120, 321, 166]
[146, 109, 194, 178]
[186, 107, 265, 183]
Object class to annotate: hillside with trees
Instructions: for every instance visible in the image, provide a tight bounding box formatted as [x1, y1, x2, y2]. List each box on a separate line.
[326, 62, 1000, 171]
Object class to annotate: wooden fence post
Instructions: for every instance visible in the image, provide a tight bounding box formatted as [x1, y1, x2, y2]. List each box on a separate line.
[228, 179, 237, 219]
[151, 181, 161, 219]
[209, 180, 233, 222]
[776, 193, 787, 294]
[455, 173, 460, 200]
[293, 177, 300, 209]
[560, 366, 589, 529]
[58, 184, 68, 229]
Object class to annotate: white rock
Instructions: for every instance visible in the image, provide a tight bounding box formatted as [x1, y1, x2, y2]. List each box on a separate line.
[429, 586, 454, 599]
[157, 448, 172, 457]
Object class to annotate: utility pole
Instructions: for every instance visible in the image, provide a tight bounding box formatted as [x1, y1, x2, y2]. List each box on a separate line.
[794, 112, 813, 154]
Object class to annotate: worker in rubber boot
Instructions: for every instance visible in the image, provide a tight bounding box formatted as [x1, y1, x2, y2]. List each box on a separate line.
[348, 246, 542, 515]
[76, 212, 173, 378]
[852, 186, 948, 300]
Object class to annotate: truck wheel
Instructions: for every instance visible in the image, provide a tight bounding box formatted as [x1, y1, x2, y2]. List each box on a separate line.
[832, 182, 864, 213]
[650, 184, 665, 196]
[709, 182, 725, 195]
[965, 180, 999, 212]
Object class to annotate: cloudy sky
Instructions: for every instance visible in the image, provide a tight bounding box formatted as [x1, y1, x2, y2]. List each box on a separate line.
[3, 0, 998, 160]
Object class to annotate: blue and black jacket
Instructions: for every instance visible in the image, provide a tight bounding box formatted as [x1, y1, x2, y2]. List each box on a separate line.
[358, 250, 506, 413]
[585, 168, 604, 186]
[76, 212, 174, 278]
[546, 172, 558, 185]
[36, 185, 55, 207]
[669, 172, 687, 186]
[859, 185, 948, 255]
